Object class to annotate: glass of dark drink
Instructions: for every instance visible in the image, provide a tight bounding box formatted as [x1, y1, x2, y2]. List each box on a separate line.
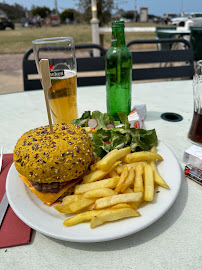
[188, 60, 202, 145]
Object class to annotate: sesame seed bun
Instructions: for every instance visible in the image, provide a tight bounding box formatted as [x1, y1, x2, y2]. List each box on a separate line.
[14, 123, 93, 185]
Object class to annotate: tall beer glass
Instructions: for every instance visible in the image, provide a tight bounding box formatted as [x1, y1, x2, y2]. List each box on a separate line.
[32, 37, 78, 124]
[188, 60, 202, 145]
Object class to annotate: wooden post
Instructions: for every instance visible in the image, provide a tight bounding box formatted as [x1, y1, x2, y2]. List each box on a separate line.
[91, 0, 100, 56]
[39, 59, 53, 134]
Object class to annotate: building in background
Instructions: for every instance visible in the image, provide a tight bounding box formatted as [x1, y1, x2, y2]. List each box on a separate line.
[140, 7, 148, 22]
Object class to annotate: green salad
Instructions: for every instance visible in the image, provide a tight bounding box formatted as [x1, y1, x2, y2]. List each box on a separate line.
[71, 111, 158, 158]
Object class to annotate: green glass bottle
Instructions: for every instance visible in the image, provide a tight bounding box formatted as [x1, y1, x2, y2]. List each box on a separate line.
[105, 21, 132, 120]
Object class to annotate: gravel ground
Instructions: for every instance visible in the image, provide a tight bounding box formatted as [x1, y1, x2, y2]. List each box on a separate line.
[0, 54, 23, 71]
[0, 54, 24, 94]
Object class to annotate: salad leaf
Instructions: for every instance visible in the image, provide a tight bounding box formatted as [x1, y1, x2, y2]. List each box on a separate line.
[95, 129, 111, 141]
[71, 111, 91, 127]
[110, 130, 129, 149]
[92, 132, 111, 157]
[103, 113, 114, 126]
[91, 111, 107, 129]
[71, 110, 158, 157]
[117, 112, 130, 130]
[130, 128, 158, 152]
[90, 111, 115, 129]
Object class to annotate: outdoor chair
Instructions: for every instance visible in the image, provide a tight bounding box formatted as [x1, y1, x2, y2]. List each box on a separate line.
[23, 44, 106, 91]
[156, 26, 177, 50]
[190, 26, 202, 61]
[126, 38, 194, 81]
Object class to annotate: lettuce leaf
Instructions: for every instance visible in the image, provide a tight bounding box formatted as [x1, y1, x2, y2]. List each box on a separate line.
[130, 128, 158, 152]
[70, 111, 91, 127]
[71, 110, 158, 157]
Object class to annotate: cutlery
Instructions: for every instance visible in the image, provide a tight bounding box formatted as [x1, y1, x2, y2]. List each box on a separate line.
[0, 146, 9, 228]
[0, 146, 3, 173]
[0, 193, 9, 227]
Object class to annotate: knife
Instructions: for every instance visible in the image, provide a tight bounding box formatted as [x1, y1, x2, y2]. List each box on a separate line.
[0, 193, 9, 227]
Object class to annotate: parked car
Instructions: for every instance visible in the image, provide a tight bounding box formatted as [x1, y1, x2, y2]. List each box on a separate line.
[188, 13, 202, 26]
[0, 9, 15, 30]
[170, 12, 202, 27]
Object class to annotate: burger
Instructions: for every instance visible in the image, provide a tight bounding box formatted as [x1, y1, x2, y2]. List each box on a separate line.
[14, 123, 94, 205]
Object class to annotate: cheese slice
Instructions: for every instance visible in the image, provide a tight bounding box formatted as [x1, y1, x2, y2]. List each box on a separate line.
[19, 174, 80, 206]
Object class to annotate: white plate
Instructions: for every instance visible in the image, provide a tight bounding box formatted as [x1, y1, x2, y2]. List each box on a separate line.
[6, 141, 181, 243]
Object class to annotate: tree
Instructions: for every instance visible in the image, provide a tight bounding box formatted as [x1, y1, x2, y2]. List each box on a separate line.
[0, 3, 25, 20]
[75, 0, 114, 26]
[122, 10, 136, 20]
[60, 9, 80, 23]
[31, 6, 51, 18]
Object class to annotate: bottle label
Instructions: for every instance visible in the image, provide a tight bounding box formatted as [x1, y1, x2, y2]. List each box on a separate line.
[111, 35, 117, 42]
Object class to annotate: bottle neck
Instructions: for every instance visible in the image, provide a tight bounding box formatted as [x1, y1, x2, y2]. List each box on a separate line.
[111, 27, 125, 47]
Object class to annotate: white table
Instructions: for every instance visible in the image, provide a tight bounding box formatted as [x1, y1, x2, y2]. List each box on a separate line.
[0, 81, 202, 270]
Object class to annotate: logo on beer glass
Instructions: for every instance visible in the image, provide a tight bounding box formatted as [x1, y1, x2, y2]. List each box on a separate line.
[50, 70, 65, 77]
[49, 63, 70, 78]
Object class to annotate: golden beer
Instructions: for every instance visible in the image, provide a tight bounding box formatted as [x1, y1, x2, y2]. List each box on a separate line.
[48, 70, 78, 124]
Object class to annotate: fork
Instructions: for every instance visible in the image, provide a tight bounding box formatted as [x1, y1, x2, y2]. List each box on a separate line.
[0, 146, 9, 227]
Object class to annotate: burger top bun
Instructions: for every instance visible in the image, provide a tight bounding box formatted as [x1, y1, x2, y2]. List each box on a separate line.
[14, 123, 93, 184]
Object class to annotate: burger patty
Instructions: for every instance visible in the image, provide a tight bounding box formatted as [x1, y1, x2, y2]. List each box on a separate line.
[30, 180, 68, 193]
[29, 168, 90, 193]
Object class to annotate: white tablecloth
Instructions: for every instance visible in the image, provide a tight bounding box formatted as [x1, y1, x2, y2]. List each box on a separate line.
[0, 80, 201, 270]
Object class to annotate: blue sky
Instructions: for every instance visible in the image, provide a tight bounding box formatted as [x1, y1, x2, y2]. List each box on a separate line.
[2, 0, 202, 16]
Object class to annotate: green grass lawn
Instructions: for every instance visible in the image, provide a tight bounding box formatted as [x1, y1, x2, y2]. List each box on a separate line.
[0, 22, 166, 54]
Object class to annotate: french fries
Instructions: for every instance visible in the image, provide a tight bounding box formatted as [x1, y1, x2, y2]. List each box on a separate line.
[134, 164, 144, 193]
[110, 203, 133, 209]
[115, 166, 128, 193]
[64, 210, 104, 226]
[82, 161, 121, 183]
[96, 147, 131, 171]
[144, 164, 154, 201]
[150, 161, 169, 189]
[116, 162, 146, 174]
[150, 146, 157, 153]
[121, 167, 135, 193]
[94, 193, 143, 209]
[54, 204, 73, 214]
[108, 169, 119, 178]
[150, 146, 169, 189]
[54, 146, 169, 228]
[83, 188, 117, 198]
[74, 177, 119, 194]
[69, 197, 96, 213]
[124, 151, 163, 163]
[90, 208, 140, 228]
[62, 194, 82, 205]
[90, 149, 118, 172]
[54, 195, 82, 213]
[122, 188, 144, 209]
